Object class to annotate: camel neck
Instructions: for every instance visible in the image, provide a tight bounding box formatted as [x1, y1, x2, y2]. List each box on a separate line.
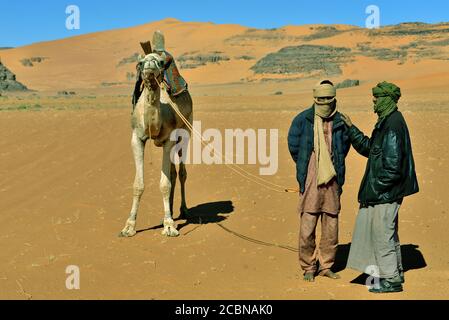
[143, 85, 160, 107]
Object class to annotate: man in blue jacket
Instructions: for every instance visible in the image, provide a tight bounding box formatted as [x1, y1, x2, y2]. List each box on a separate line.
[288, 80, 351, 282]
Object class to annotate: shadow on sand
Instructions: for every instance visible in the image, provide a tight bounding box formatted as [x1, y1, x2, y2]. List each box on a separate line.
[176, 200, 235, 232]
[137, 200, 234, 235]
[332, 243, 427, 284]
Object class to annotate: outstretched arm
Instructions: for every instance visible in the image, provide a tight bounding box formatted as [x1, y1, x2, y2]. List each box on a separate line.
[340, 112, 371, 158]
[348, 125, 371, 158]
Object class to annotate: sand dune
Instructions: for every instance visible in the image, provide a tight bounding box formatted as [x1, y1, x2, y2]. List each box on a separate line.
[0, 19, 448, 92]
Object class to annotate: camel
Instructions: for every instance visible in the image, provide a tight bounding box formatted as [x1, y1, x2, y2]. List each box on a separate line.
[119, 53, 193, 238]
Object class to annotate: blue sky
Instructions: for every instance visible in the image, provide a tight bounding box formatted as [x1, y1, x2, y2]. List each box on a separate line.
[1, 0, 448, 47]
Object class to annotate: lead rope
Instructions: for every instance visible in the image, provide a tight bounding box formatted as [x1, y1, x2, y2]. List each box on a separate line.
[217, 223, 299, 252]
[153, 78, 298, 194]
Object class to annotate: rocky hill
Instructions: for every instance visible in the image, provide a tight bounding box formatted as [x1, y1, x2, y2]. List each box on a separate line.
[0, 60, 28, 92]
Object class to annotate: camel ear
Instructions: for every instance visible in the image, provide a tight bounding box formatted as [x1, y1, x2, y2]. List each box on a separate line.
[140, 41, 153, 55]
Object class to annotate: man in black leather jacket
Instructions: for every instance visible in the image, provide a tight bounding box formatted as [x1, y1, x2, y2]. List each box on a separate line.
[341, 81, 419, 294]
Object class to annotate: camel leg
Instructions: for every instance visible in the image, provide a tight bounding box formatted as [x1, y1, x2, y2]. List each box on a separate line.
[179, 115, 192, 219]
[178, 158, 189, 219]
[169, 163, 177, 215]
[161, 141, 179, 237]
[120, 130, 146, 237]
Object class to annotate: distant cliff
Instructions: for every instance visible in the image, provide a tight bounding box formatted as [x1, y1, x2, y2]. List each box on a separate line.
[0, 60, 28, 92]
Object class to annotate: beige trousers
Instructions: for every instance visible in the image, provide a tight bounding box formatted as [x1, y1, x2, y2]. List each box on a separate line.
[299, 212, 339, 274]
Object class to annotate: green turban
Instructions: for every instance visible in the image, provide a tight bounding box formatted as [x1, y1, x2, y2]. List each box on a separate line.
[372, 81, 401, 120]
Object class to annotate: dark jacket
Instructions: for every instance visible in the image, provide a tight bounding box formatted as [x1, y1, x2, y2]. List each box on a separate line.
[288, 106, 351, 194]
[349, 110, 419, 207]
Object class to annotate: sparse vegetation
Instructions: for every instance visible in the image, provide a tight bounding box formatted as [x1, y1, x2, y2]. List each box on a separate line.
[368, 23, 449, 37]
[117, 53, 140, 67]
[20, 59, 33, 67]
[0, 95, 132, 112]
[430, 38, 449, 46]
[0, 103, 42, 111]
[57, 91, 76, 96]
[392, 26, 449, 36]
[361, 30, 449, 63]
[30, 57, 45, 63]
[403, 38, 449, 48]
[178, 51, 230, 69]
[335, 79, 360, 89]
[260, 75, 331, 82]
[356, 43, 408, 62]
[20, 57, 47, 67]
[397, 40, 449, 61]
[301, 26, 343, 41]
[399, 42, 420, 50]
[126, 72, 136, 81]
[235, 55, 255, 60]
[225, 29, 301, 45]
[360, 47, 408, 61]
[101, 82, 125, 87]
[413, 48, 446, 61]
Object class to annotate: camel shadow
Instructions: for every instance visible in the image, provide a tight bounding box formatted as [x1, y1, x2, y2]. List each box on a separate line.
[136, 200, 234, 234]
[176, 200, 235, 231]
[332, 243, 427, 284]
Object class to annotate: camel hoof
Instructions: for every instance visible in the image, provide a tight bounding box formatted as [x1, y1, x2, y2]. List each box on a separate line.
[161, 218, 179, 237]
[119, 219, 137, 238]
[162, 227, 179, 237]
[119, 230, 137, 238]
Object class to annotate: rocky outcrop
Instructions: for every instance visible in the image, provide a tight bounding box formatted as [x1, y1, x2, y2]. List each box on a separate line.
[251, 45, 353, 76]
[0, 61, 28, 92]
[335, 79, 360, 89]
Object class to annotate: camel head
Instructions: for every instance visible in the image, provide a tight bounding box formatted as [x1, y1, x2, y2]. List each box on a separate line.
[139, 53, 165, 85]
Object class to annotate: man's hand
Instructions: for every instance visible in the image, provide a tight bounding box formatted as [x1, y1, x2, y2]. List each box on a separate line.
[340, 112, 353, 127]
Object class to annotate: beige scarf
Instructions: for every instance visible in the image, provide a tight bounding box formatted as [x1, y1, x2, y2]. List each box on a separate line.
[314, 102, 337, 186]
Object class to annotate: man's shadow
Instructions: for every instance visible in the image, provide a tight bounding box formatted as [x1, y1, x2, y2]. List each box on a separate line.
[137, 200, 234, 234]
[332, 243, 427, 284]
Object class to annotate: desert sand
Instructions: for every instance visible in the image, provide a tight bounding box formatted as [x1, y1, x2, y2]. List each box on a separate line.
[0, 19, 448, 299]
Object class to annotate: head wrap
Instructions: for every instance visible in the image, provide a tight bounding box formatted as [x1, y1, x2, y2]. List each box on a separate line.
[313, 80, 337, 186]
[313, 80, 337, 118]
[314, 80, 337, 106]
[372, 81, 401, 120]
